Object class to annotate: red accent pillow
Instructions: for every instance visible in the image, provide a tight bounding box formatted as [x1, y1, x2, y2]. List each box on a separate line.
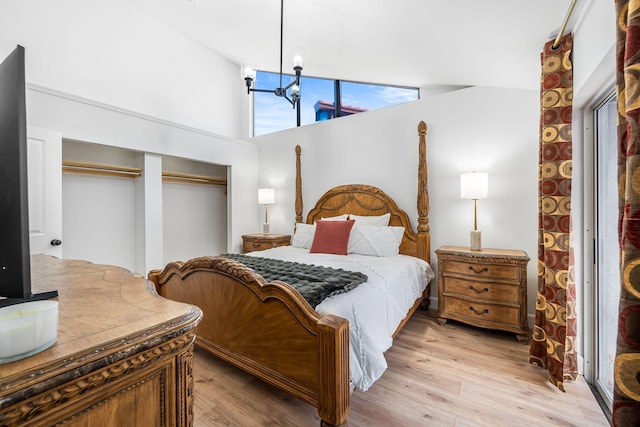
[309, 220, 355, 255]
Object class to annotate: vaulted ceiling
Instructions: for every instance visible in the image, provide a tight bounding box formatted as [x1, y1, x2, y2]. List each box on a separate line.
[122, 0, 585, 91]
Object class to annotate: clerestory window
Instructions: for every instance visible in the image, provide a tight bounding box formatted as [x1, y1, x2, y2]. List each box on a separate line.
[252, 71, 419, 137]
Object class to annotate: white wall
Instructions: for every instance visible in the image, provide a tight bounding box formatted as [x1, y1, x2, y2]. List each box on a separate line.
[163, 181, 227, 262]
[0, 0, 245, 139]
[573, 0, 617, 96]
[26, 86, 258, 274]
[62, 173, 138, 272]
[162, 156, 228, 264]
[61, 141, 142, 272]
[255, 86, 540, 313]
[140, 153, 164, 275]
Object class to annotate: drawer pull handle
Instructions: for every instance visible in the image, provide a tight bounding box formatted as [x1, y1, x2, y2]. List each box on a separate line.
[468, 285, 489, 294]
[469, 306, 489, 315]
[468, 266, 489, 274]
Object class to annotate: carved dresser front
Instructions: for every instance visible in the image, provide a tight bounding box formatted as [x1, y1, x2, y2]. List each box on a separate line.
[0, 255, 202, 426]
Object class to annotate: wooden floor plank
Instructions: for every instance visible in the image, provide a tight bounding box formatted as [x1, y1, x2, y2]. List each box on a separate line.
[193, 311, 609, 426]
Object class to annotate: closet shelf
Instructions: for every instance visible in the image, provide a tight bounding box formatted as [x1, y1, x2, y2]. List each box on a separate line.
[162, 171, 227, 187]
[62, 160, 142, 178]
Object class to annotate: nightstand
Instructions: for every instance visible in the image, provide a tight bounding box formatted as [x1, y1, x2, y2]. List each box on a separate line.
[242, 233, 291, 253]
[435, 245, 530, 344]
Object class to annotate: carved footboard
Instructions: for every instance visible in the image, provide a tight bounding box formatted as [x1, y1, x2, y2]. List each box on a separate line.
[148, 256, 350, 427]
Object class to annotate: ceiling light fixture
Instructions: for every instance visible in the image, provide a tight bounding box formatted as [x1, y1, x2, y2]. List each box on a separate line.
[243, 0, 302, 127]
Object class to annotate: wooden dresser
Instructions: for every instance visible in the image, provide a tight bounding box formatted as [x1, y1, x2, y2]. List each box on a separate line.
[242, 233, 291, 253]
[435, 246, 530, 343]
[0, 255, 202, 426]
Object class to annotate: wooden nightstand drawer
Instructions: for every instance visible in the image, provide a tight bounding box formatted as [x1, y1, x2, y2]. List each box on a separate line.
[443, 277, 518, 303]
[244, 241, 274, 252]
[442, 259, 520, 282]
[242, 234, 291, 253]
[436, 245, 530, 344]
[443, 297, 519, 326]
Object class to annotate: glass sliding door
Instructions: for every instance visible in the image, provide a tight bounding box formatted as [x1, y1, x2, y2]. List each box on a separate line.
[594, 92, 620, 410]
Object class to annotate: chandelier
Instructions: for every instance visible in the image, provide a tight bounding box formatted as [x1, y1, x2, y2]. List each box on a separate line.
[243, 0, 302, 126]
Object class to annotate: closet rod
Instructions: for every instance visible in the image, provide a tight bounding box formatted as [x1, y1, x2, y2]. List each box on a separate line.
[162, 171, 227, 187]
[62, 160, 142, 178]
[552, 0, 576, 49]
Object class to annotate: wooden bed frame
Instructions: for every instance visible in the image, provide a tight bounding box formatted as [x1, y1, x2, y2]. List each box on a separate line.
[148, 121, 430, 427]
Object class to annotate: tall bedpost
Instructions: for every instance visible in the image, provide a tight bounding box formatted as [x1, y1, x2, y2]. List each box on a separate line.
[295, 145, 303, 224]
[417, 121, 431, 263]
[317, 316, 350, 427]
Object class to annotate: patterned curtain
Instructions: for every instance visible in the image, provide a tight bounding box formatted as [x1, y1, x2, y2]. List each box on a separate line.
[528, 32, 578, 391]
[613, 1, 640, 424]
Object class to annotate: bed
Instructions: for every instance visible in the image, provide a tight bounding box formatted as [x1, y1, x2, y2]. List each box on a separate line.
[148, 121, 431, 426]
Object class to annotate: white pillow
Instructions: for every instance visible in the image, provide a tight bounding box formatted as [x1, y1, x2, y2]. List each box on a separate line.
[349, 213, 391, 227]
[321, 214, 349, 221]
[291, 223, 316, 249]
[347, 225, 404, 257]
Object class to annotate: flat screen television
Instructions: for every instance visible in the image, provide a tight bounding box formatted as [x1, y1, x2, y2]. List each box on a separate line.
[0, 45, 56, 307]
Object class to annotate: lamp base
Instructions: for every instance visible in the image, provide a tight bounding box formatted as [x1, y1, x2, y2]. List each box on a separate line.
[470, 230, 482, 251]
[263, 223, 270, 235]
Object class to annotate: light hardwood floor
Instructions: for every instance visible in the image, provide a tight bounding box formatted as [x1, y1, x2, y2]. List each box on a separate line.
[193, 311, 610, 426]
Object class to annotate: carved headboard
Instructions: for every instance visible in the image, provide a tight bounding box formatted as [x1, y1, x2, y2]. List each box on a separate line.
[294, 121, 430, 263]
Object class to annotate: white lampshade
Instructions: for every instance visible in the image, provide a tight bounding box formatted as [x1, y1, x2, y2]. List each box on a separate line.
[258, 188, 275, 205]
[460, 172, 488, 200]
[292, 55, 303, 68]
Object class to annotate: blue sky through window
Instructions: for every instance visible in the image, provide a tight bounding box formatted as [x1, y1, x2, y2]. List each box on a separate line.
[253, 71, 419, 136]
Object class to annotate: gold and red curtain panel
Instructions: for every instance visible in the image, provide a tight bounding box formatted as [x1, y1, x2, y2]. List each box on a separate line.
[613, 1, 640, 424]
[529, 32, 578, 390]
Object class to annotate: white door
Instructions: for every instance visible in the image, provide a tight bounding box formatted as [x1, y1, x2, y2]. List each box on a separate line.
[27, 126, 62, 257]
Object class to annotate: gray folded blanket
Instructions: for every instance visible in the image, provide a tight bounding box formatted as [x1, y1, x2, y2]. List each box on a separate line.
[220, 253, 368, 307]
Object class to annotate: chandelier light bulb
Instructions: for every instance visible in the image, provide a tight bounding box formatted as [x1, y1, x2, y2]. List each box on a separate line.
[292, 55, 303, 68]
[243, 66, 256, 80]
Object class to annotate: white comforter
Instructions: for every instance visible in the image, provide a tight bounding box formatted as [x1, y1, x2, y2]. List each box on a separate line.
[247, 246, 435, 391]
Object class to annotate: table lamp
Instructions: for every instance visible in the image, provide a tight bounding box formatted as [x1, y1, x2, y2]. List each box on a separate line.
[460, 172, 488, 251]
[258, 188, 275, 234]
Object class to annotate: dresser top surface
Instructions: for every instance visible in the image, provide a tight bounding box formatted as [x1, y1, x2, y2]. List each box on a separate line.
[1, 255, 200, 382]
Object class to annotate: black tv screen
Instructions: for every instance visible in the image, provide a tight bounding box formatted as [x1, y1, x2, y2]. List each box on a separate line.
[0, 45, 31, 301]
